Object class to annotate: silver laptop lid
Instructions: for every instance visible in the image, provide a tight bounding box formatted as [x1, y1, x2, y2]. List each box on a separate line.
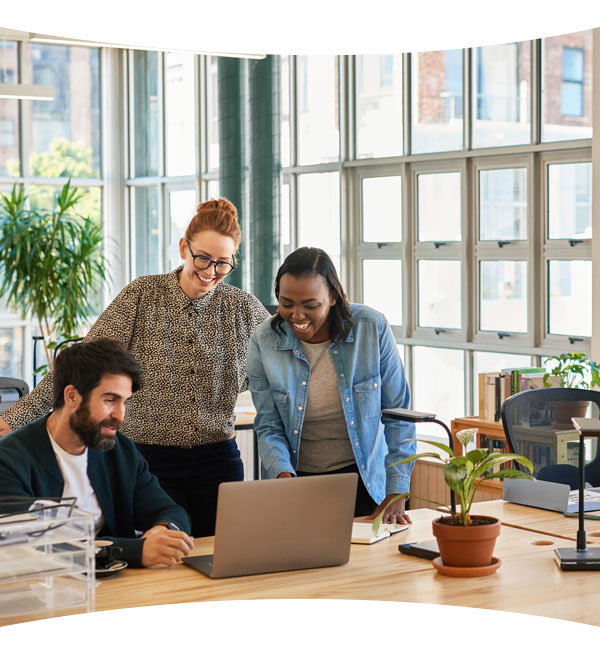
[211, 473, 357, 578]
[503, 477, 570, 512]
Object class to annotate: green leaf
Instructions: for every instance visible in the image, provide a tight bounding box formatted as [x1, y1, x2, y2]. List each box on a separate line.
[456, 428, 478, 448]
[465, 448, 488, 464]
[444, 463, 468, 492]
[483, 469, 535, 482]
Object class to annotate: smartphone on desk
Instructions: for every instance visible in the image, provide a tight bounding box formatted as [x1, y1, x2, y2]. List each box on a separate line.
[398, 540, 439, 560]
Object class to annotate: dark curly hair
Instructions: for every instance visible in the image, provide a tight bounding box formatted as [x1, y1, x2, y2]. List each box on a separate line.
[271, 247, 353, 343]
[52, 338, 142, 408]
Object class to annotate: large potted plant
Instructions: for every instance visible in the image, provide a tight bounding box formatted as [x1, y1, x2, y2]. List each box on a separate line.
[374, 428, 534, 576]
[0, 181, 108, 373]
[543, 352, 600, 427]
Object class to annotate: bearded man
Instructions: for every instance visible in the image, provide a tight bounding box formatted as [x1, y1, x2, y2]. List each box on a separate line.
[0, 338, 193, 568]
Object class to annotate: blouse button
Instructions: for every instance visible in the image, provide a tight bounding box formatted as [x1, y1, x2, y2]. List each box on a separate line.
[298, 406, 303, 411]
[340, 373, 344, 377]
[373, 383, 378, 388]
[301, 381, 306, 386]
[333, 350, 338, 354]
[345, 397, 349, 402]
[350, 421, 354, 426]
[293, 429, 298, 434]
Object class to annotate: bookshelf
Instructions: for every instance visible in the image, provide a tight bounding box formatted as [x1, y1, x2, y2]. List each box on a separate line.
[450, 416, 506, 497]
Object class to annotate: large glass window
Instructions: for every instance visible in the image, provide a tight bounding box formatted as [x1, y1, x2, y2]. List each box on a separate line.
[26, 44, 101, 177]
[472, 42, 531, 148]
[297, 172, 340, 270]
[206, 56, 220, 172]
[411, 49, 463, 154]
[363, 259, 402, 325]
[548, 260, 591, 337]
[413, 346, 465, 437]
[0, 40, 19, 176]
[132, 51, 160, 177]
[479, 168, 527, 241]
[542, 31, 592, 142]
[132, 186, 160, 277]
[418, 260, 461, 329]
[479, 261, 527, 333]
[417, 171, 461, 242]
[296, 56, 339, 165]
[165, 52, 196, 177]
[361, 176, 402, 242]
[356, 55, 402, 159]
[168, 188, 196, 269]
[547, 162, 592, 239]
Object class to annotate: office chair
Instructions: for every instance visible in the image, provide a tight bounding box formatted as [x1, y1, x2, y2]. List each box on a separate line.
[501, 388, 600, 489]
[0, 377, 30, 413]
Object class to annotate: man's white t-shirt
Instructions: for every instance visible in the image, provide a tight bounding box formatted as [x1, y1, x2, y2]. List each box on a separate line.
[47, 429, 105, 534]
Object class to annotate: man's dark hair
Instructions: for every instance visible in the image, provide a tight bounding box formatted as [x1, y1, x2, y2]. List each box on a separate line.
[272, 247, 353, 343]
[52, 338, 142, 408]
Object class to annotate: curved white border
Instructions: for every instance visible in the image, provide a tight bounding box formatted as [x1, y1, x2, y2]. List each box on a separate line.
[1, 0, 600, 53]
[2, 601, 599, 652]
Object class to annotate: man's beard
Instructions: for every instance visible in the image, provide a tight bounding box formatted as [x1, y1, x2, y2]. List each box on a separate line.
[69, 399, 121, 452]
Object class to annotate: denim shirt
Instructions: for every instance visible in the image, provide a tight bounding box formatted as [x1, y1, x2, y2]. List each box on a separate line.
[246, 303, 415, 504]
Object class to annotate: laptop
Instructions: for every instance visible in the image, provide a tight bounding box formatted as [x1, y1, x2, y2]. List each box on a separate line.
[503, 478, 600, 513]
[183, 473, 358, 578]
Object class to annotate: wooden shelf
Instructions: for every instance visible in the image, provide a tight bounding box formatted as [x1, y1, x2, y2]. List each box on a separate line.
[451, 415, 506, 497]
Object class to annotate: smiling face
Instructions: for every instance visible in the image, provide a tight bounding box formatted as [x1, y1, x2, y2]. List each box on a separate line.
[68, 373, 132, 452]
[278, 273, 337, 343]
[178, 229, 236, 300]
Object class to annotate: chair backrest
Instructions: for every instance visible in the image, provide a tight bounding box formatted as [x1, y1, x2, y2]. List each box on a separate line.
[0, 377, 29, 413]
[501, 387, 600, 489]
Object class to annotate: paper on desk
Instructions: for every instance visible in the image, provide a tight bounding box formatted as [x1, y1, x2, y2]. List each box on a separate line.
[351, 521, 408, 544]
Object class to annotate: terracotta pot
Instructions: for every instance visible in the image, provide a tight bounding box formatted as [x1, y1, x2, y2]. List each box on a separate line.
[432, 516, 501, 567]
[551, 400, 590, 429]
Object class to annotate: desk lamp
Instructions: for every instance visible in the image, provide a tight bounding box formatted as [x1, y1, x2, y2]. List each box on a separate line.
[381, 408, 456, 514]
[554, 417, 600, 570]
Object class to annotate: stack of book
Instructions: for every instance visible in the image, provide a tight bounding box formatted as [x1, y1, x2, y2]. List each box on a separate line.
[478, 367, 560, 422]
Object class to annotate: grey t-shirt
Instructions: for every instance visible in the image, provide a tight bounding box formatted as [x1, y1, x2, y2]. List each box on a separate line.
[297, 340, 355, 473]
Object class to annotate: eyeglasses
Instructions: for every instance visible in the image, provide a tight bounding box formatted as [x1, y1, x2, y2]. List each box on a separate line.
[186, 241, 236, 277]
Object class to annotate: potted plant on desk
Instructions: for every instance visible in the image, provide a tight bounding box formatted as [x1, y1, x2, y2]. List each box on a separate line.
[543, 352, 600, 428]
[375, 428, 535, 576]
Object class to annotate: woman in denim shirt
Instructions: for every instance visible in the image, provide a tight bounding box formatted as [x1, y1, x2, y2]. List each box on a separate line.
[247, 247, 416, 523]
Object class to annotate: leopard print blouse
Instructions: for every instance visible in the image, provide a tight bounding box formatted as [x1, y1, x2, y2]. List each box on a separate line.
[2, 268, 270, 446]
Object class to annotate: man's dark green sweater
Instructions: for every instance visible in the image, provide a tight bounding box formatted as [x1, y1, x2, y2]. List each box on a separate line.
[0, 415, 191, 567]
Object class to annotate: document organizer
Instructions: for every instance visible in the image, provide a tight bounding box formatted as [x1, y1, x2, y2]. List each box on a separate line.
[0, 498, 95, 619]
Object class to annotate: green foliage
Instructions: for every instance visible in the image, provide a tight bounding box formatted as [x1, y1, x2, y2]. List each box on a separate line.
[6, 138, 98, 179]
[543, 352, 600, 390]
[373, 428, 534, 533]
[0, 180, 108, 367]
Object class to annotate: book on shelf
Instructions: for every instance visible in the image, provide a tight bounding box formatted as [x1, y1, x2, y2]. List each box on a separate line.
[477, 367, 559, 423]
[351, 521, 408, 544]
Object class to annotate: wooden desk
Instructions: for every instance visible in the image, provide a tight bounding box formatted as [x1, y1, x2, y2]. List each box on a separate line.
[465, 499, 600, 543]
[4, 507, 600, 628]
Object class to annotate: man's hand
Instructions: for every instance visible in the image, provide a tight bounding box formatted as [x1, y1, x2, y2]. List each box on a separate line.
[367, 494, 412, 525]
[277, 472, 294, 479]
[0, 419, 12, 437]
[140, 525, 195, 567]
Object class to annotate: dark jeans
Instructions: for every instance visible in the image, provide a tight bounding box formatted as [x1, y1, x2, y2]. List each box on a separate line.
[297, 463, 377, 517]
[135, 438, 244, 537]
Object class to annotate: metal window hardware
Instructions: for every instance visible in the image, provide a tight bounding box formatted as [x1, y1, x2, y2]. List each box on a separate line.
[568, 336, 584, 344]
[434, 328, 446, 335]
[497, 332, 511, 339]
[569, 239, 584, 247]
[497, 240, 512, 248]
[433, 242, 447, 249]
